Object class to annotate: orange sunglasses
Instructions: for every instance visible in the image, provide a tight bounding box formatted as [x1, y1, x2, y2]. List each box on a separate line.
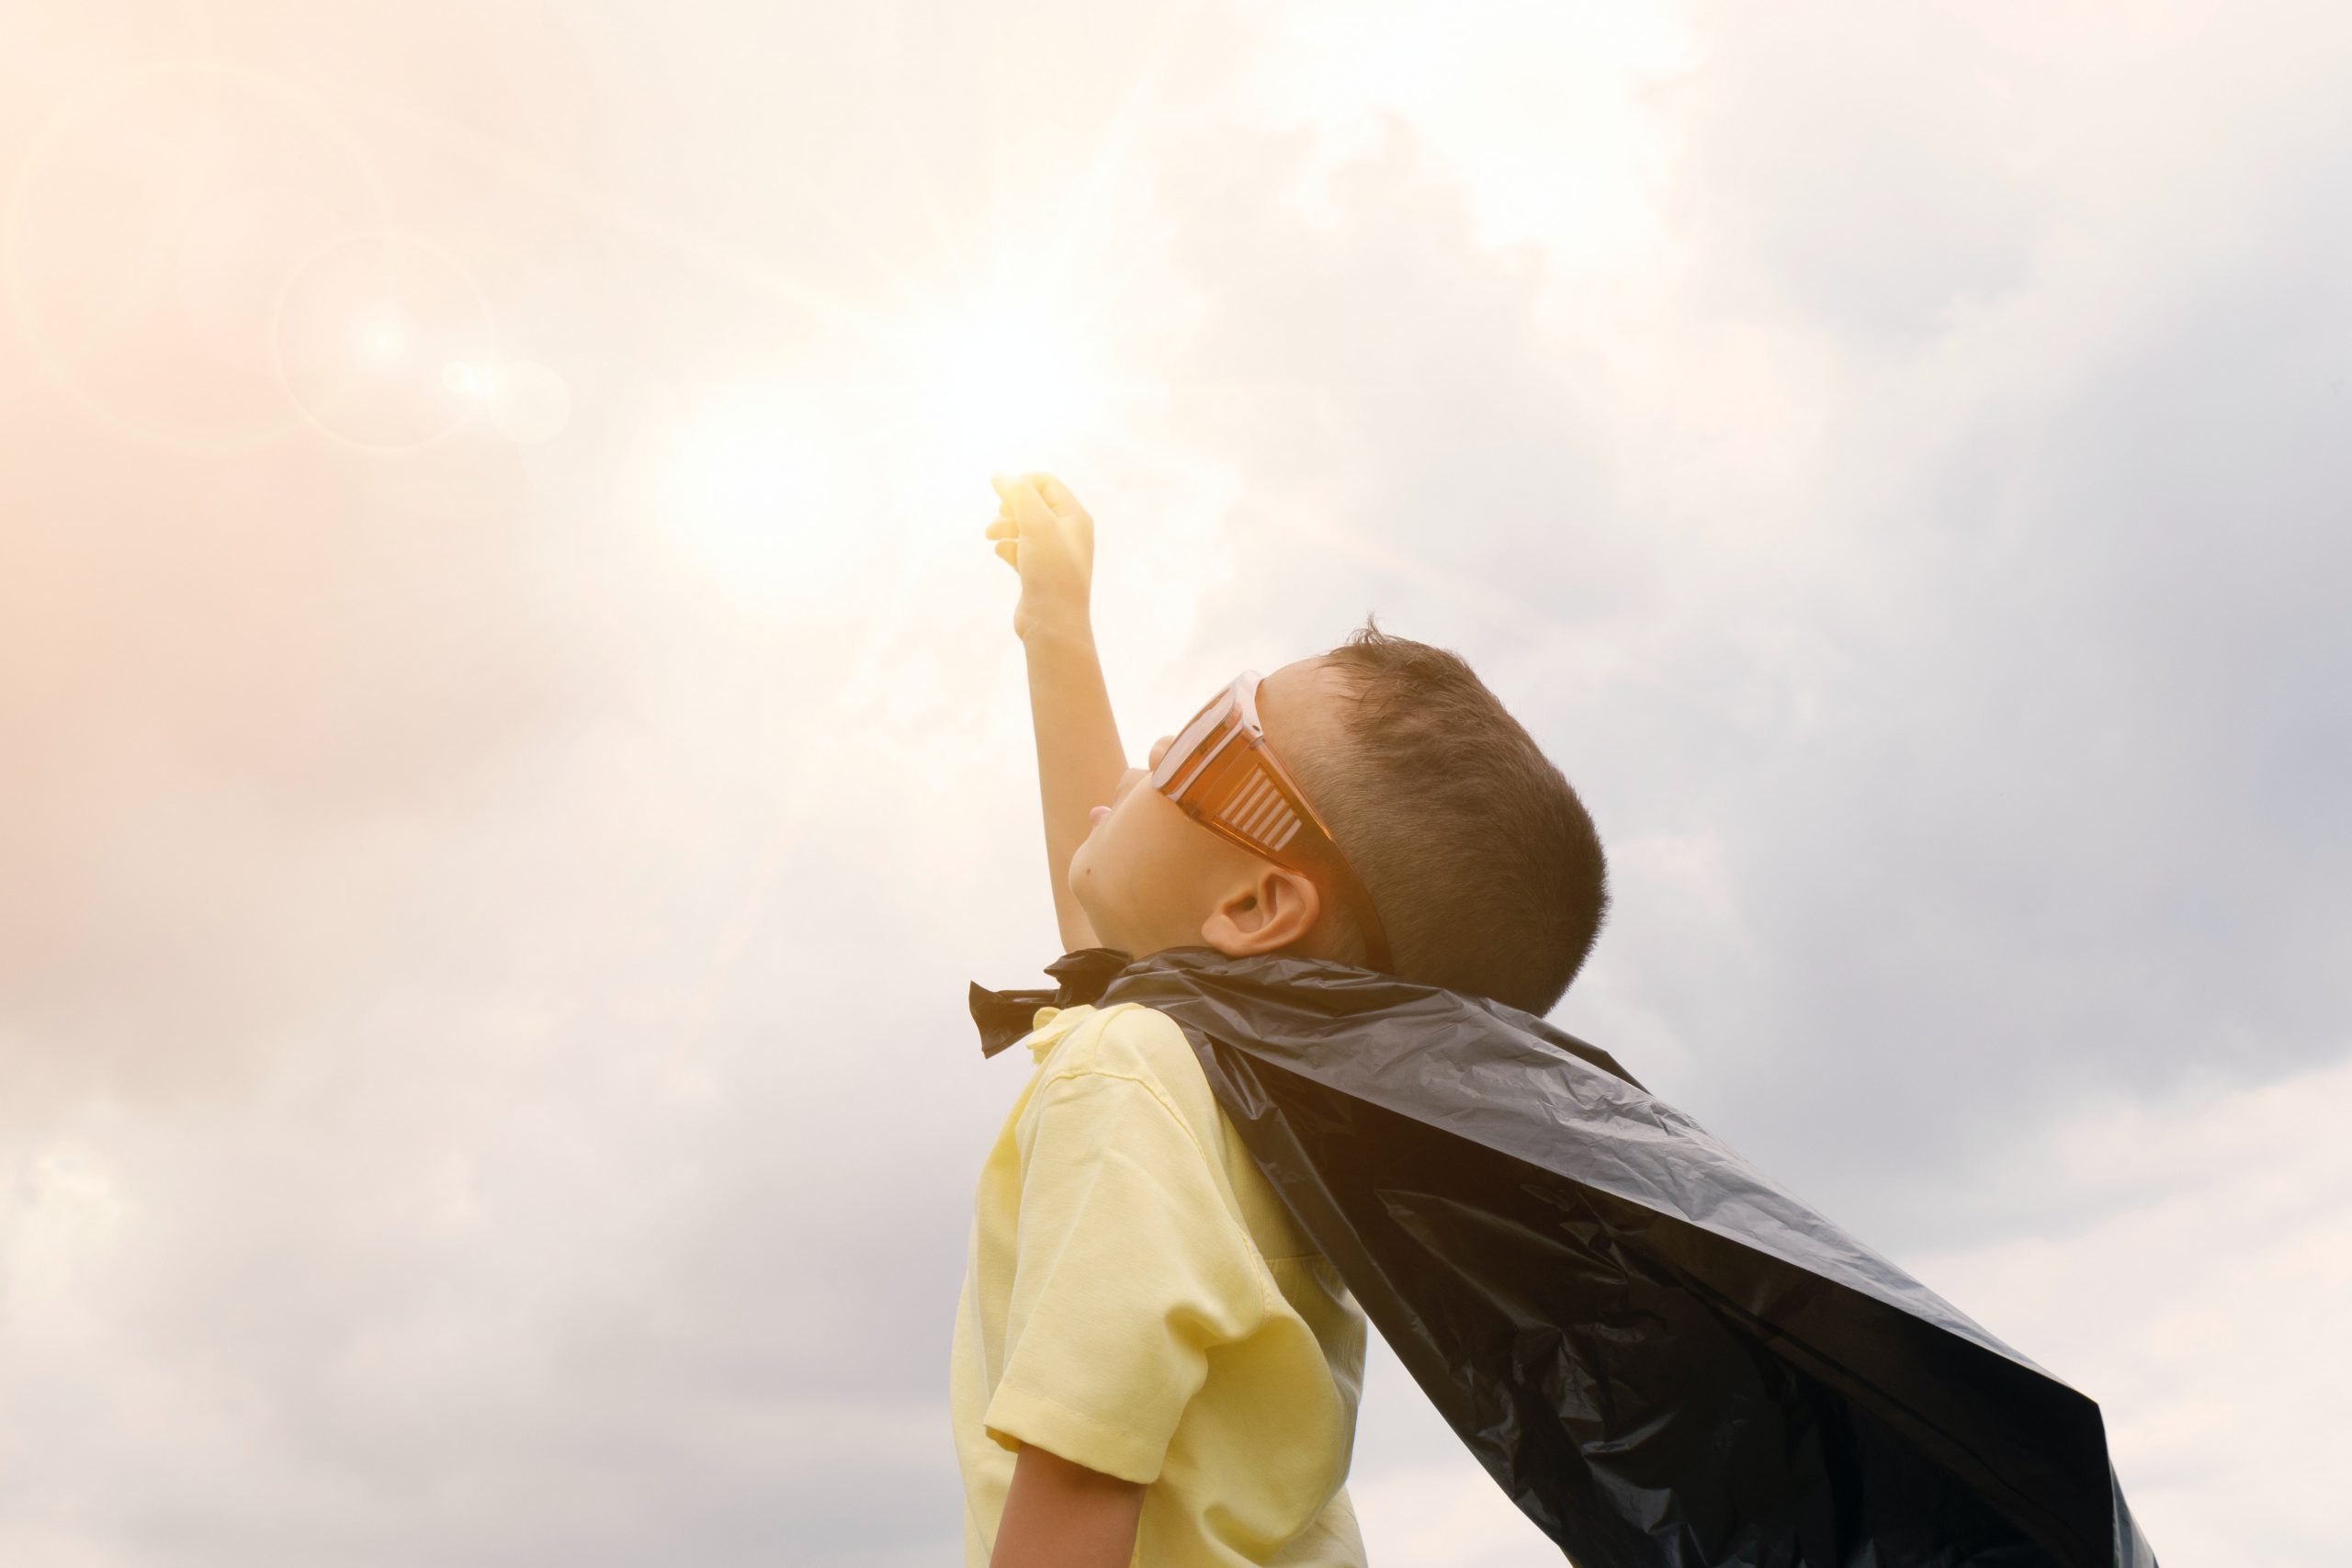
[1149, 671, 1394, 973]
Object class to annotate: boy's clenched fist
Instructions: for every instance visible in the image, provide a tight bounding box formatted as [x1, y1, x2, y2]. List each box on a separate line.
[986, 470, 1094, 644]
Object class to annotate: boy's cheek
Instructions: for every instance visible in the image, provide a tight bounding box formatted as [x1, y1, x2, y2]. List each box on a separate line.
[1069, 814, 1126, 894]
[1072, 813, 1163, 930]
[1068, 823, 1121, 906]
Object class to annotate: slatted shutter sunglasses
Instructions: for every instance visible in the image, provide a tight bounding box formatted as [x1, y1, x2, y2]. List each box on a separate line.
[1148, 671, 1394, 973]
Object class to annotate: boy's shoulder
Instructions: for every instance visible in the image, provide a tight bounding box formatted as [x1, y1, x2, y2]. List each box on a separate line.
[1029, 1000, 1200, 1089]
[1019, 1003, 1236, 1154]
[1018, 998, 1325, 1267]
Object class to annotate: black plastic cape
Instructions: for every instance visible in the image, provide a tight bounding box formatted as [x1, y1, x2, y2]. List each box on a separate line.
[969, 946, 2156, 1568]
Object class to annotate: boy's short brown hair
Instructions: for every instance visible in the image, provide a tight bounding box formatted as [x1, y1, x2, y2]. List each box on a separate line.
[1294, 617, 1610, 1016]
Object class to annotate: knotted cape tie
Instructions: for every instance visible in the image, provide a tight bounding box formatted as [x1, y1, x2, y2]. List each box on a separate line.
[967, 947, 1139, 1058]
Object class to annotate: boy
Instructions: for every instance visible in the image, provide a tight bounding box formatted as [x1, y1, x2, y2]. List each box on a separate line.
[949, 471, 1610, 1567]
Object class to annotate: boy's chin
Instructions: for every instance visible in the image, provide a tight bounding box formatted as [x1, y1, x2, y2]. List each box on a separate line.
[1076, 908, 1125, 950]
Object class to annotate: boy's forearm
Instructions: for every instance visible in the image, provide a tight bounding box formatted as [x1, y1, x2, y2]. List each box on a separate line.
[1022, 616, 1127, 953]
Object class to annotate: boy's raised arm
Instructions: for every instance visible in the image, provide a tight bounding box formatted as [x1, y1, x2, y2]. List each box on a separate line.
[986, 473, 1128, 954]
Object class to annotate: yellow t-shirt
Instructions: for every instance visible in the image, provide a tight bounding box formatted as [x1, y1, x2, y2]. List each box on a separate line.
[950, 999, 1370, 1567]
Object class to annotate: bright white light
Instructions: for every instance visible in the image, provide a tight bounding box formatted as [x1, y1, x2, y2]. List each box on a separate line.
[903, 292, 1105, 478]
[441, 360, 496, 397]
[639, 291, 1112, 604]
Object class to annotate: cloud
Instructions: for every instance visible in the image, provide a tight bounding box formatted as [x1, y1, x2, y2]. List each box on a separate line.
[1904, 1054, 2352, 1567]
[0, 1, 2345, 1564]
[1142, 0, 2352, 1254]
[1623, 0, 2352, 1242]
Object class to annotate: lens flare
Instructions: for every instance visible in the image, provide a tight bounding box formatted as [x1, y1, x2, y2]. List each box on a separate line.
[271, 229, 496, 452]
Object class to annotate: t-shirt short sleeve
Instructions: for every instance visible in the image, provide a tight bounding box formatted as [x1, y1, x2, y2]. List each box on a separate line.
[982, 1066, 1268, 1484]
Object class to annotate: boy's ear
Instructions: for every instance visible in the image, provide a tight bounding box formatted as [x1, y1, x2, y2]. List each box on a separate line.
[1200, 865, 1326, 958]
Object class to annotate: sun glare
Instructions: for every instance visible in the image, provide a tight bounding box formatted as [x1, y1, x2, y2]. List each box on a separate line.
[646, 287, 1120, 604]
[902, 292, 1107, 479]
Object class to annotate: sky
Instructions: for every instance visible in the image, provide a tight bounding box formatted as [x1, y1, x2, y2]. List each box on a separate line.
[1, 1, 2346, 1563]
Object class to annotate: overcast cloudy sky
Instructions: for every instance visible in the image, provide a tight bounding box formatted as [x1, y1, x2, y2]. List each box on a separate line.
[2, 2, 2346, 1564]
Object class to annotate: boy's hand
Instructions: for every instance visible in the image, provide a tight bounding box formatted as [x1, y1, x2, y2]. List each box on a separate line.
[986, 471, 1094, 644]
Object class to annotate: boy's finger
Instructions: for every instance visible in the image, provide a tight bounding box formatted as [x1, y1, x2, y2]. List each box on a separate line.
[993, 540, 1018, 567]
[992, 471, 1052, 534]
[984, 516, 1016, 540]
[1029, 472, 1081, 514]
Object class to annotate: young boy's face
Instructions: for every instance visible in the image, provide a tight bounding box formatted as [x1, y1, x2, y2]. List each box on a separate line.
[1069, 655, 1357, 961]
